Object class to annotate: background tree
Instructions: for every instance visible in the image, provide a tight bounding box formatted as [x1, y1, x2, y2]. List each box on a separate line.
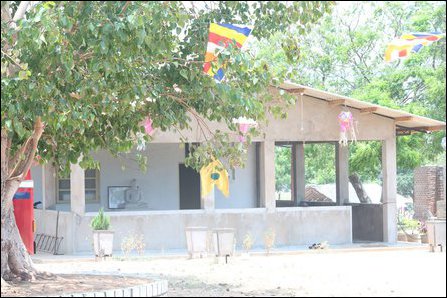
[1, 1, 334, 281]
[257, 1, 446, 194]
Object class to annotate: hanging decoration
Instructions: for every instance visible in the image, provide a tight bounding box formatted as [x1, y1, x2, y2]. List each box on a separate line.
[232, 117, 257, 142]
[203, 23, 253, 81]
[142, 116, 154, 136]
[338, 110, 357, 146]
[200, 159, 229, 198]
[385, 32, 445, 62]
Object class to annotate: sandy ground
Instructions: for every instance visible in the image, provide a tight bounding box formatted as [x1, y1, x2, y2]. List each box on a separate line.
[3, 249, 446, 297]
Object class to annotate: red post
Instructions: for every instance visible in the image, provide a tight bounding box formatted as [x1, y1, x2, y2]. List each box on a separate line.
[13, 170, 35, 255]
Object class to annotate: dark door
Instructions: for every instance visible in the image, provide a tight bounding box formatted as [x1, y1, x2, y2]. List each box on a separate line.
[179, 164, 201, 209]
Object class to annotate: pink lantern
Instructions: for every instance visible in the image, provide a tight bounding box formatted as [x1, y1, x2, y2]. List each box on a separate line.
[338, 111, 356, 146]
[232, 117, 257, 142]
[142, 116, 154, 136]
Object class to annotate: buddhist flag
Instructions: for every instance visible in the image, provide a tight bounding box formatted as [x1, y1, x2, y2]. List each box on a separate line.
[200, 159, 229, 198]
[385, 32, 445, 62]
[203, 23, 253, 81]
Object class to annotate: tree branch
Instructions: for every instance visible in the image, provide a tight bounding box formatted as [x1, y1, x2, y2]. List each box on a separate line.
[12, 1, 30, 22]
[8, 117, 44, 181]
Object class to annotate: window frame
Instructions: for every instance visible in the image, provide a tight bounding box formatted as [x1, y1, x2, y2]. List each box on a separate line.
[56, 169, 100, 203]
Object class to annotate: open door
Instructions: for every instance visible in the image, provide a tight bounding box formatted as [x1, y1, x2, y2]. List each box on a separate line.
[179, 164, 201, 209]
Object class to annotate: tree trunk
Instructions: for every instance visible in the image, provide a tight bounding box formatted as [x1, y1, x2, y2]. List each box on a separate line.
[1, 119, 44, 281]
[1, 186, 37, 281]
[349, 172, 372, 204]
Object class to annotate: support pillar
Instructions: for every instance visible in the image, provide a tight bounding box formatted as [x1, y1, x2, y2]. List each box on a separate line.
[201, 187, 215, 211]
[70, 163, 85, 216]
[260, 141, 276, 212]
[43, 164, 56, 210]
[336, 143, 350, 205]
[382, 136, 397, 243]
[293, 143, 305, 206]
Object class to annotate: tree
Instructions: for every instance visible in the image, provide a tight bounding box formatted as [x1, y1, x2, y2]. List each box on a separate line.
[256, 1, 446, 188]
[1, 1, 334, 281]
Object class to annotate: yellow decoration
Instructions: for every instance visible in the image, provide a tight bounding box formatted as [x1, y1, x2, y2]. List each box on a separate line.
[200, 159, 229, 198]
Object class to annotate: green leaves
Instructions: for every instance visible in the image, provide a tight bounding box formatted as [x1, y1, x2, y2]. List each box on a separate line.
[18, 70, 31, 80]
[2, 1, 333, 173]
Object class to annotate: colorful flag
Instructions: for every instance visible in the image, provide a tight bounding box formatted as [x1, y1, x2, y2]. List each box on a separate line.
[203, 23, 253, 81]
[200, 159, 229, 198]
[385, 32, 445, 62]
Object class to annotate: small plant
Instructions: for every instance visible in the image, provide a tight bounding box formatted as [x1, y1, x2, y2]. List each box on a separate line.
[121, 236, 134, 257]
[120, 234, 146, 257]
[399, 218, 420, 234]
[134, 234, 146, 255]
[242, 233, 254, 253]
[90, 208, 110, 230]
[264, 229, 276, 254]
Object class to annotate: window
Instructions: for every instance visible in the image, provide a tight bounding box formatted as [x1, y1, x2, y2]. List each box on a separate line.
[57, 169, 99, 203]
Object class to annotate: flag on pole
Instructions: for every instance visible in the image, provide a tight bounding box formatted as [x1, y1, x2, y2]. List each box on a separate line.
[385, 32, 445, 62]
[203, 23, 253, 81]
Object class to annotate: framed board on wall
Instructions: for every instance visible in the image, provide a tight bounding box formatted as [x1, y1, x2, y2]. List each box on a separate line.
[107, 186, 129, 209]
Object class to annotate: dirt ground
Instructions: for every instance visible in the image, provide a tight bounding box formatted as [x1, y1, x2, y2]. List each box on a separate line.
[2, 249, 446, 297]
[1, 274, 152, 297]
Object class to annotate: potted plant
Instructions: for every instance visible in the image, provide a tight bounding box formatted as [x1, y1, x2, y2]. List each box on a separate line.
[91, 208, 114, 257]
[401, 218, 421, 243]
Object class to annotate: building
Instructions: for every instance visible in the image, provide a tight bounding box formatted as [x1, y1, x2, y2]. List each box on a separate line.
[32, 82, 446, 254]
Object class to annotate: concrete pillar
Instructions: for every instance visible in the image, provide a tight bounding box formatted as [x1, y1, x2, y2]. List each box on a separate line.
[43, 165, 56, 210]
[260, 141, 276, 212]
[336, 143, 350, 205]
[293, 143, 305, 206]
[70, 163, 85, 216]
[382, 136, 397, 243]
[201, 187, 215, 211]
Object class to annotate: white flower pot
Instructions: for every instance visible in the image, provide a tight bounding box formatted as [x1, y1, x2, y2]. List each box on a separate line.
[92, 230, 114, 257]
[212, 228, 235, 257]
[185, 227, 208, 258]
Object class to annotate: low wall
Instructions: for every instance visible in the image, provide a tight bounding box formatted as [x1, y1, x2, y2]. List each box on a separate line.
[63, 207, 352, 254]
[34, 209, 74, 254]
[35, 207, 352, 254]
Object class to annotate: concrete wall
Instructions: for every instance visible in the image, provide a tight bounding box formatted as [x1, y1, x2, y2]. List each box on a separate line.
[58, 206, 352, 254]
[92, 144, 185, 211]
[39, 143, 258, 211]
[215, 144, 257, 209]
[30, 165, 43, 205]
[150, 91, 395, 144]
[34, 209, 75, 254]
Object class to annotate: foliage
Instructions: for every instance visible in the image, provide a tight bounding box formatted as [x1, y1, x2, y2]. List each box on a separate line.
[120, 234, 146, 257]
[398, 217, 420, 234]
[263, 229, 276, 254]
[90, 208, 110, 230]
[242, 232, 254, 253]
[257, 1, 446, 186]
[397, 169, 414, 198]
[275, 146, 291, 192]
[305, 143, 336, 184]
[1, 1, 334, 176]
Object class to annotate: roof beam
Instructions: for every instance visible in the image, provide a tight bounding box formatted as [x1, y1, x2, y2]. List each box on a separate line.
[394, 116, 413, 122]
[285, 88, 305, 94]
[328, 99, 346, 106]
[360, 107, 378, 114]
[420, 125, 446, 132]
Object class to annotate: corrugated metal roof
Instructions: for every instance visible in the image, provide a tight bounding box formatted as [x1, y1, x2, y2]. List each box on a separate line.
[279, 81, 446, 135]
